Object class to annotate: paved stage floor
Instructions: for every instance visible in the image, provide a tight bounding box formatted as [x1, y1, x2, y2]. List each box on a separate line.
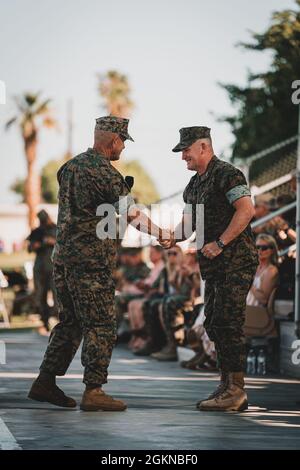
[0, 331, 299, 450]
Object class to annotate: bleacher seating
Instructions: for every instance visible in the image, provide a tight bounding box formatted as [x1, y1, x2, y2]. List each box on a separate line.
[250, 151, 296, 198]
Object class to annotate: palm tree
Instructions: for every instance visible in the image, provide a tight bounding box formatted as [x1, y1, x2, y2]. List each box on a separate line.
[98, 70, 134, 117]
[97, 71, 160, 202]
[5, 92, 56, 228]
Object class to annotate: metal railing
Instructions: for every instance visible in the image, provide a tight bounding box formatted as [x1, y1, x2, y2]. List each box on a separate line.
[251, 171, 295, 198]
[278, 244, 296, 258]
[236, 135, 298, 166]
[251, 201, 296, 229]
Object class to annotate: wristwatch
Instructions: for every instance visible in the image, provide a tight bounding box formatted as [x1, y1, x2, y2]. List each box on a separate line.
[216, 238, 225, 250]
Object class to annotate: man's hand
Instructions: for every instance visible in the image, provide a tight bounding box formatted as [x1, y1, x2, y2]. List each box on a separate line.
[201, 241, 223, 259]
[44, 236, 56, 246]
[32, 241, 42, 250]
[158, 229, 176, 249]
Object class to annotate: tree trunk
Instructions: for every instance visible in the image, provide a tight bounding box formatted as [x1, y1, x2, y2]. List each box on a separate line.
[24, 133, 40, 229]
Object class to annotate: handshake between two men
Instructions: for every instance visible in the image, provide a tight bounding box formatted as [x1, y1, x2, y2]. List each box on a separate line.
[156, 225, 225, 259]
[126, 205, 223, 260]
[126, 204, 178, 250]
[157, 228, 176, 250]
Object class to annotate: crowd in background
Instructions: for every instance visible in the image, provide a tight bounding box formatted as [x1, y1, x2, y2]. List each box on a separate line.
[114, 244, 202, 363]
[0, 191, 297, 373]
[113, 191, 296, 373]
[252, 192, 296, 301]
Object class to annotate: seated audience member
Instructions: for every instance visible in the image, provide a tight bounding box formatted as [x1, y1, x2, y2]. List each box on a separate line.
[116, 247, 150, 290]
[276, 251, 296, 301]
[253, 196, 271, 235]
[127, 245, 165, 350]
[182, 234, 280, 371]
[254, 194, 296, 250]
[275, 194, 296, 244]
[133, 245, 184, 356]
[114, 247, 150, 325]
[247, 234, 279, 307]
[181, 305, 217, 371]
[135, 245, 165, 292]
[113, 249, 130, 291]
[151, 249, 200, 361]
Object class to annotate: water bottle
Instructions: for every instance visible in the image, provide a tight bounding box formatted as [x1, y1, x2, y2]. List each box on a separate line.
[246, 349, 256, 375]
[257, 349, 267, 376]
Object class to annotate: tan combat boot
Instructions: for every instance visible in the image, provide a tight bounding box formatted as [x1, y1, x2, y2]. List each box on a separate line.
[28, 378, 77, 408]
[198, 372, 248, 412]
[80, 387, 127, 412]
[196, 370, 229, 409]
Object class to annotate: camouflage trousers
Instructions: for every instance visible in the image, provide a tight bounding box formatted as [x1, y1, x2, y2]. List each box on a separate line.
[143, 294, 166, 349]
[203, 266, 256, 372]
[40, 261, 117, 385]
[33, 262, 57, 329]
[161, 294, 189, 339]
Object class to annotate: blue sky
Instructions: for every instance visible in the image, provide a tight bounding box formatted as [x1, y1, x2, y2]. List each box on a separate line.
[0, 0, 296, 203]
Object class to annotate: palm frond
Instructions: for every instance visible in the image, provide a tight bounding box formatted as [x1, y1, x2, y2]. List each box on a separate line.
[24, 92, 40, 107]
[5, 116, 18, 130]
[13, 95, 28, 114]
[35, 99, 52, 115]
[43, 116, 57, 128]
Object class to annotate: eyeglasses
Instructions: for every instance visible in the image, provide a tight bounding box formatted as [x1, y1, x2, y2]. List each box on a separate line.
[256, 245, 273, 251]
[167, 251, 178, 256]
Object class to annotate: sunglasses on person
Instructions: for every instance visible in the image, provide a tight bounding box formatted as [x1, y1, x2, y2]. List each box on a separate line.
[167, 251, 178, 256]
[256, 244, 273, 251]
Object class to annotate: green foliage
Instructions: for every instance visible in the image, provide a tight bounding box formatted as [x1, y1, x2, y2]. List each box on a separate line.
[117, 159, 160, 205]
[10, 178, 25, 201]
[219, 0, 300, 164]
[11, 157, 160, 205]
[97, 69, 158, 204]
[41, 158, 63, 203]
[11, 158, 63, 203]
[6, 92, 55, 136]
[11, 70, 159, 206]
[98, 70, 134, 118]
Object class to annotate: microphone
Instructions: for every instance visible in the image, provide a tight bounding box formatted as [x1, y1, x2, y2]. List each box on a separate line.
[125, 176, 134, 190]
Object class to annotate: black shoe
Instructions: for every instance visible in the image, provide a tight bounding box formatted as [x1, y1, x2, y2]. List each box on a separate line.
[133, 343, 158, 356]
[181, 352, 208, 370]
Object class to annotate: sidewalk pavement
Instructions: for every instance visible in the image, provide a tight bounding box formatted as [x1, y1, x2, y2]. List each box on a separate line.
[0, 331, 299, 450]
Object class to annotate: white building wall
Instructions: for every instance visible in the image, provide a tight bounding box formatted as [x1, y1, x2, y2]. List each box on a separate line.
[0, 204, 58, 253]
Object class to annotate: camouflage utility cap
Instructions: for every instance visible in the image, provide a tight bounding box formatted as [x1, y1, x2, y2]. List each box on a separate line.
[95, 116, 134, 141]
[172, 126, 211, 152]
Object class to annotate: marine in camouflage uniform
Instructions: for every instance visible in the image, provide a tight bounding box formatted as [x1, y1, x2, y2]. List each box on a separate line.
[41, 143, 134, 387]
[28, 117, 141, 411]
[27, 210, 57, 331]
[29, 116, 169, 411]
[172, 126, 258, 411]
